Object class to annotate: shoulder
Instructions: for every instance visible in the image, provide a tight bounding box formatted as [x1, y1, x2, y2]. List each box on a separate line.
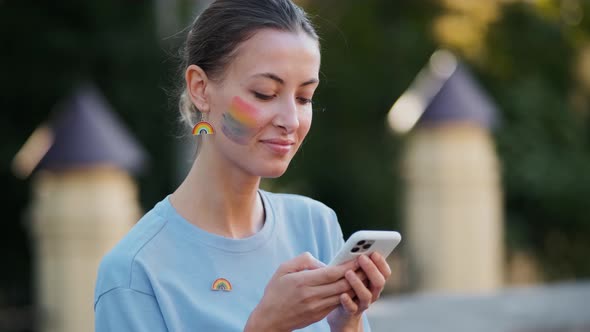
[262, 190, 336, 219]
[262, 190, 345, 263]
[261, 189, 342, 238]
[94, 201, 169, 301]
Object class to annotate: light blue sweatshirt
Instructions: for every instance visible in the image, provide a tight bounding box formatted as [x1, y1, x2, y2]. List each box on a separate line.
[94, 190, 371, 331]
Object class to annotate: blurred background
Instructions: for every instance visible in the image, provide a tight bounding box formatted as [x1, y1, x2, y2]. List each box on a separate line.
[2, 0, 590, 331]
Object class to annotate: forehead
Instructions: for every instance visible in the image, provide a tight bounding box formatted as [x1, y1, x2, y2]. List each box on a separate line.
[227, 29, 321, 81]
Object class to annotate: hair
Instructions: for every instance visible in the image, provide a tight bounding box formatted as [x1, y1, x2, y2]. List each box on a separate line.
[177, 0, 319, 131]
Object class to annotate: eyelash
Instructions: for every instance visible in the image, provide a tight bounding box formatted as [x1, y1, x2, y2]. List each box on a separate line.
[253, 92, 274, 101]
[297, 97, 313, 105]
[253, 92, 313, 106]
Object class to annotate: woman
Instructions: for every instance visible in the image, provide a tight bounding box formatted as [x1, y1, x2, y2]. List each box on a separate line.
[94, 0, 391, 331]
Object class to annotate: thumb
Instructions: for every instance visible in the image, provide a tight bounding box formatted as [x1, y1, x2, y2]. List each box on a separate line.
[277, 252, 325, 275]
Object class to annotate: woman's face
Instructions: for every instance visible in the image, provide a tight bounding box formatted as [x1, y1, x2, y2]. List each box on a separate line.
[204, 29, 320, 178]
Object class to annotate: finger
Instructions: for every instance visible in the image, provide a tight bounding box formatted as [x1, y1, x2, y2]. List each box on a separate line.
[344, 270, 369, 300]
[345, 288, 356, 300]
[277, 252, 324, 275]
[356, 269, 368, 282]
[299, 259, 359, 286]
[310, 293, 343, 312]
[358, 255, 386, 301]
[300, 299, 340, 326]
[310, 268, 368, 299]
[370, 252, 392, 279]
[339, 292, 358, 315]
[345, 270, 372, 312]
[314, 304, 341, 323]
[310, 276, 352, 298]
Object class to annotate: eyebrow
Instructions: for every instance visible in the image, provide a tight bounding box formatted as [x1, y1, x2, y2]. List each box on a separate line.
[253, 72, 319, 87]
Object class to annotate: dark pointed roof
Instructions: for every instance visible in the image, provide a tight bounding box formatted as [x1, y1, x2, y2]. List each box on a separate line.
[417, 63, 498, 129]
[37, 83, 147, 174]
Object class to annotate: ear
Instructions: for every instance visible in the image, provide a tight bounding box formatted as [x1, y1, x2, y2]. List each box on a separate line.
[185, 64, 210, 113]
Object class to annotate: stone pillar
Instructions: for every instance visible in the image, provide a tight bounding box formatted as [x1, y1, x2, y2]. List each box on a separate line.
[13, 83, 147, 332]
[403, 124, 503, 292]
[388, 51, 503, 292]
[30, 167, 140, 332]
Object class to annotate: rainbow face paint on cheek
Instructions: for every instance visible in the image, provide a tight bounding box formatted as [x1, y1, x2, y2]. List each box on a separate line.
[221, 96, 261, 145]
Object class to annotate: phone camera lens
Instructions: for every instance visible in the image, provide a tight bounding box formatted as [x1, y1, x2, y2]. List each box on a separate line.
[351, 247, 360, 253]
[356, 240, 366, 246]
[362, 244, 372, 250]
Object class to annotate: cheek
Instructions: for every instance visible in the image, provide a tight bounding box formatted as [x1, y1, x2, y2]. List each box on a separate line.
[220, 96, 264, 145]
[298, 111, 312, 138]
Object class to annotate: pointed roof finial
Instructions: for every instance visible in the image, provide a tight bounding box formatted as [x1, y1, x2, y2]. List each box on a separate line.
[388, 50, 498, 134]
[13, 83, 148, 177]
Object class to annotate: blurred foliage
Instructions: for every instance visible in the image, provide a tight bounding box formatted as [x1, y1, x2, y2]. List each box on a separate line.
[430, 0, 590, 279]
[0, 0, 174, 312]
[480, 1, 590, 279]
[1, 0, 590, 318]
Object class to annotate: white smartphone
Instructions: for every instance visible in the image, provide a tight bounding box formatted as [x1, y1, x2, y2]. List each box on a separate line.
[329, 230, 402, 266]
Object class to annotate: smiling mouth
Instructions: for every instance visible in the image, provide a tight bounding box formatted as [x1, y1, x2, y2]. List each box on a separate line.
[260, 139, 296, 155]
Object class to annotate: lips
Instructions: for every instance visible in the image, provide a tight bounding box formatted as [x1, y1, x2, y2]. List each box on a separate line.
[260, 138, 296, 155]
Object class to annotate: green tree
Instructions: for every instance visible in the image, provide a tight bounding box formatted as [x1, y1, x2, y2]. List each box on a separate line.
[482, 2, 590, 278]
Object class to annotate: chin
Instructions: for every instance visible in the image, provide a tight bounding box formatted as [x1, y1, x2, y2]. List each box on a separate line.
[259, 168, 288, 179]
[254, 162, 290, 178]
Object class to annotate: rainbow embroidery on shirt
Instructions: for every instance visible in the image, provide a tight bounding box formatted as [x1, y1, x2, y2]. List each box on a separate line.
[192, 121, 215, 135]
[211, 278, 232, 292]
[221, 96, 260, 145]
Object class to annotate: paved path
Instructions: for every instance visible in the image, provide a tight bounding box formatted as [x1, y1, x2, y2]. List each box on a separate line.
[367, 282, 590, 332]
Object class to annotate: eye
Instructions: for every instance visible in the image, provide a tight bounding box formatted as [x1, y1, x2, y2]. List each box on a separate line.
[253, 91, 274, 101]
[297, 97, 313, 106]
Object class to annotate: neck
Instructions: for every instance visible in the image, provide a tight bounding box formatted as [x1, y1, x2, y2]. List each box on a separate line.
[170, 144, 265, 239]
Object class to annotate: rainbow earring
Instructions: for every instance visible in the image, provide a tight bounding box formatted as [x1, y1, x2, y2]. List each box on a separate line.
[192, 121, 215, 136]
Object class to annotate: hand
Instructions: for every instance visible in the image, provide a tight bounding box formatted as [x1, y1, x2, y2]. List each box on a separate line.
[244, 252, 366, 332]
[327, 252, 392, 332]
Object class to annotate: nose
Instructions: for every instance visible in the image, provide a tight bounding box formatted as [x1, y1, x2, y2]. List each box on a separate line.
[273, 97, 299, 133]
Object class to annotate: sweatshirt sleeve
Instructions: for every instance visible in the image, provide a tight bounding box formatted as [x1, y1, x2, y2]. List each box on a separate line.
[95, 288, 168, 332]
